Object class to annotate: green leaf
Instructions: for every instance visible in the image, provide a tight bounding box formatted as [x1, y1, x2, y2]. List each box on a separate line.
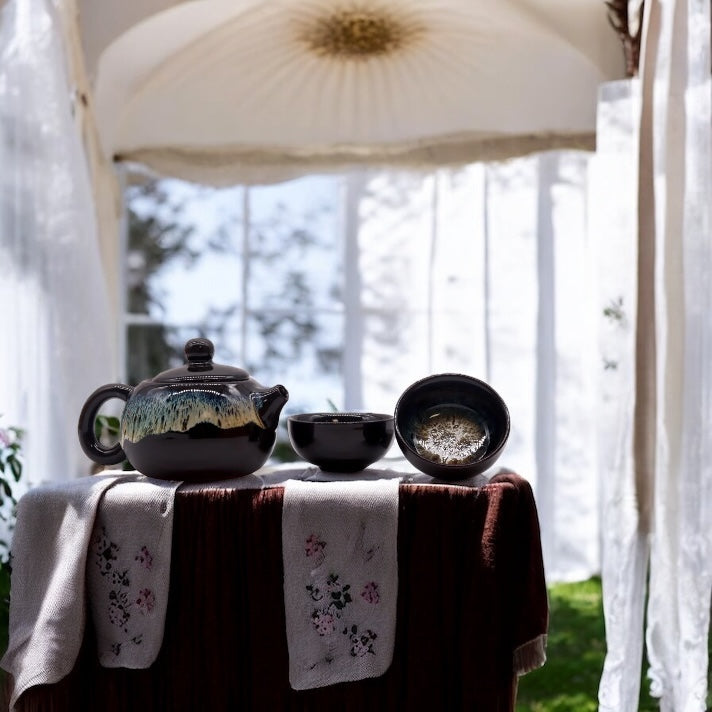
[8, 459, 21, 483]
[95, 414, 122, 441]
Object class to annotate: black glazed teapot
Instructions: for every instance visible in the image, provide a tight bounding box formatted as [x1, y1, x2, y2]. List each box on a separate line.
[78, 338, 289, 482]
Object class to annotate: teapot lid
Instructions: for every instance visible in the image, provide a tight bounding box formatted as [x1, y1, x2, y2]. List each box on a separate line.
[153, 338, 250, 383]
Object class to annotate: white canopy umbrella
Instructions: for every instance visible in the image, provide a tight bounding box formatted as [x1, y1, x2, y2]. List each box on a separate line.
[86, 0, 625, 184]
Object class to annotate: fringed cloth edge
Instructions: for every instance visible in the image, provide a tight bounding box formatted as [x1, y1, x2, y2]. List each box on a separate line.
[514, 633, 548, 676]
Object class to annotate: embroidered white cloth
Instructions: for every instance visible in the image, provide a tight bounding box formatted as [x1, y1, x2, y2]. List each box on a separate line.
[86, 477, 181, 668]
[282, 478, 400, 690]
[0, 473, 180, 710]
[0, 474, 128, 711]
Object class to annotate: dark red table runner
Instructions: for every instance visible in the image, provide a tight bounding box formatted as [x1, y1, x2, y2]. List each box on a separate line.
[13, 473, 547, 711]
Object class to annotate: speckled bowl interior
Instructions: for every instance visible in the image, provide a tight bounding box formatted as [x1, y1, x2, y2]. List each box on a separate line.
[394, 374, 510, 480]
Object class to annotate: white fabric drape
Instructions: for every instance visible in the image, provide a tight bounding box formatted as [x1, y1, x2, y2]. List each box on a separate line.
[598, 0, 712, 709]
[594, 77, 649, 712]
[0, 0, 115, 485]
[349, 158, 600, 582]
[55, 0, 123, 329]
[645, 0, 712, 708]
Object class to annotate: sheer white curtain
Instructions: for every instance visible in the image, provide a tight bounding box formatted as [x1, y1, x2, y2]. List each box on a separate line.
[645, 0, 712, 708]
[0, 0, 115, 487]
[597, 0, 712, 709]
[347, 155, 600, 583]
[593, 77, 646, 712]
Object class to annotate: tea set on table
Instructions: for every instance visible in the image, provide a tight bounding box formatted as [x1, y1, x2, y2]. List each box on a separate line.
[78, 337, 511, 482]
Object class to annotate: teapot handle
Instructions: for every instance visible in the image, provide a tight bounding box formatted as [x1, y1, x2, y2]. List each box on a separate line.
[77, 384, 133, 466]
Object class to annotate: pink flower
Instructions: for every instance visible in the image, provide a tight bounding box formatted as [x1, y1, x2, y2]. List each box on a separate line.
[305, 534, 326, 558]
[361, 581, 380, 604]
[135, 588, 155, 615]
[135, 546, 153, 570]
[311, 610, 336, 636]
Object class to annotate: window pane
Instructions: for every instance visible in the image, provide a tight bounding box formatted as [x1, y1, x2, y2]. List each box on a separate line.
[126, 323, 180, 383]
[358, 172, 435, 314]
[125, 175, 344, 393]
[127, 323, 234, 384]
[246, 311, 345, 415]
[127, 180, 242, 323]
[246, 176, 342, 311]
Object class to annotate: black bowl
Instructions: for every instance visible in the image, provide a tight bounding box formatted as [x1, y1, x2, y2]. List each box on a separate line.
[394, 374, 510, 480]
[288, 412, 395, 472]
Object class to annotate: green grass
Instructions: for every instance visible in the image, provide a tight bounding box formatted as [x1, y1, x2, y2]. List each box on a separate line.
[516, 577, 660, 712]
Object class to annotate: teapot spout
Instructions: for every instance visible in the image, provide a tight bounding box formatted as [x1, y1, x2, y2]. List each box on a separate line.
[252, 385, 289, 430]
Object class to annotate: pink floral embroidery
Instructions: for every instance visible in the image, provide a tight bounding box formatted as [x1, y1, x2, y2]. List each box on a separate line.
[135, 588, 155, 615]
[92, 528, 157, 655]
[308, 574, 352, 639]
[305, 534, 326, 558]
[301, 532, 382, 665]
[311, 610, 336, 636]
[361, 581, 380, 604]
[135, 546, 153, 570]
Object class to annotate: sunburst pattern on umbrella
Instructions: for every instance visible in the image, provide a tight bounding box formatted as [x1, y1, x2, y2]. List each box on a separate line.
[92, 0, 625, 183]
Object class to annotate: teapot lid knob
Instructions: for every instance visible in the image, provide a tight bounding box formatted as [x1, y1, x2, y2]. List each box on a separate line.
[155, 337, 249, 381]
[185, 338, 214, 365]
